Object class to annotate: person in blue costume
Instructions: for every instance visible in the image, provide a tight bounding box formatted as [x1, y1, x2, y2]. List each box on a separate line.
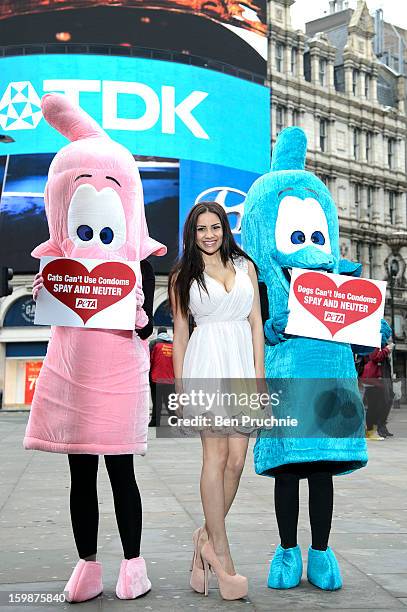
[241, 127, 391, 591]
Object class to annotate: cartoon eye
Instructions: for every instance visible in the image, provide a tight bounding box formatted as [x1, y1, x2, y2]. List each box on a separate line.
[68, 184, 127, 251]
[291, 230, 306, 244]
[311, 231, 325, 245]
[77, 224, 93, 241]
[100, 227, 114, 245]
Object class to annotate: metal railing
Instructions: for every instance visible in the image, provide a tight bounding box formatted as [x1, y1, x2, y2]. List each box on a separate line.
[0, 43, 265, 84]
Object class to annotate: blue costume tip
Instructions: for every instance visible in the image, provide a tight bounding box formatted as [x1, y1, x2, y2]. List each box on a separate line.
[267, 544, 303, 589]
[270, 126, 307, 172]
[307, 546, 343, 590]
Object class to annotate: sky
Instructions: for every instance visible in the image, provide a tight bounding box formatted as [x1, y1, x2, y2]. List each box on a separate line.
[291, 0, 407, 31]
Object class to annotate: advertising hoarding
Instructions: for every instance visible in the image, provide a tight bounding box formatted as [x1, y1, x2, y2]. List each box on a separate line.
[0, 55, 269, 173]
[0, 155, 179, 273]
[0, 1, 266, 74]
[0, 54, 269, 274]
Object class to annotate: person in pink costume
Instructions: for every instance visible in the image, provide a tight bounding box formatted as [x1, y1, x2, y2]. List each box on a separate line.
[24, 93, 166, 603]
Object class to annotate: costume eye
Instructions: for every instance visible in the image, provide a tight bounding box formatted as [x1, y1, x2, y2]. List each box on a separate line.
[69, 184, 127, 251]
[100, 227, 114, 245]
[311, 230, 325, 245]
[275, 195, 331, 255]
[77, 224, 93, 241]
[291, 230, 305, 244]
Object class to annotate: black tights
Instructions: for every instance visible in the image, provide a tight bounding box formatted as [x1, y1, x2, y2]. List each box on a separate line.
[274, 468, 334, 551]
[68, 454, 142, 560]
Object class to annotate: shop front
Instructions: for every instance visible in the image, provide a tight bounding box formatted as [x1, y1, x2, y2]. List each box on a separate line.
[0, 291, 50, 409]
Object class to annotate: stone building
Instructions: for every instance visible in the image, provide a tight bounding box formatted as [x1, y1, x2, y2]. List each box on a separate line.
[269, 0, 407, 382]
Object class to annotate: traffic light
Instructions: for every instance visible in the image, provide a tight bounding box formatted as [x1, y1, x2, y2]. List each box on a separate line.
[0, 266, 13, 297]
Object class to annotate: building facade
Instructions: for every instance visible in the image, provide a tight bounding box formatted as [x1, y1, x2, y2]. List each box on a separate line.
[269, 0, 407, 383]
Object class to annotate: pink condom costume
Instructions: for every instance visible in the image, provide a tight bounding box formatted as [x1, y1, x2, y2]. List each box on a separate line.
[23, 93, 166, 602]
[24, 93, 166, 456]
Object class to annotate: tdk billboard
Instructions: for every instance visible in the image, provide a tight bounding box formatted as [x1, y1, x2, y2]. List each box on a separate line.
[0, 55, 269, 174]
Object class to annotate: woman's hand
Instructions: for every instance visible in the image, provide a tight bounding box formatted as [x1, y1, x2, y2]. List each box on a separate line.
[32, 273, 44, 301]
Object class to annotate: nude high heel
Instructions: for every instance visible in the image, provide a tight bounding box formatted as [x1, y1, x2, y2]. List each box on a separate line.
[190, 528, 201, 570]
[190, 529, 205, 593]
[200, 542, 248, 600]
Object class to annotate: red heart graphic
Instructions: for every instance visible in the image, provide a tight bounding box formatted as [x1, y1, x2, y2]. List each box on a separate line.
[293, 272, 382, 337]
[43, 259, 136, 324]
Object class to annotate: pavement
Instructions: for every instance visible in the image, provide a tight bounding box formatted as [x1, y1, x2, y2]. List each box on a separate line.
[0, 409, 406, 612]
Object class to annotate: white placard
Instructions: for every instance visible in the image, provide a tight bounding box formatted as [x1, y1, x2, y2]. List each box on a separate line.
[285, 268, 387, 347]
[34, 257, 139, 331]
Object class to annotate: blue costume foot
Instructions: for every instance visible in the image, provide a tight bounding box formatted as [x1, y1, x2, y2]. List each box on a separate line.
[267, 544, 303, 589]
[307, 546, 342, 590]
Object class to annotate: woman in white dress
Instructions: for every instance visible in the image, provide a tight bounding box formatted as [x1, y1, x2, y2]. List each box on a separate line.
[169, 202, 264, 600]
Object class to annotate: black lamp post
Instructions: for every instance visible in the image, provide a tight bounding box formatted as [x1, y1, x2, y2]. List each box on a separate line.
[388, 257, 399, 361]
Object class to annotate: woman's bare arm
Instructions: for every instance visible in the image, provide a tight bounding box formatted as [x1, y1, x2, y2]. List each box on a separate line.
[169, 279, 190, 382]
[247, 261, 265, 378]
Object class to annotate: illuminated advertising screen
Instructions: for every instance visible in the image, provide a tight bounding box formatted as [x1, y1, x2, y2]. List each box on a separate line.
[0, 154, 179, 274]
[0, 55, 268, 172]
[0, 54, 270, 274]
[0, 1, 266, 74]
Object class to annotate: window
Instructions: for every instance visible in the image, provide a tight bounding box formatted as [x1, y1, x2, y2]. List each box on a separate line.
[368, 244, 373, 275]
[291, 47, 297, 75]
[389, 191, 396, 224]
[353, 128, 360, 159]
[276, 43, 284, 72]
[352, 68, 358, 95]
[366, 131, 372, 162]
[292, 110, 300, 126]
[276, 105, 285, 135]
[319, 58, 327, 86]
[388, 138, 395, 168]
[320, 118, 327, 152]
[365, 73, 371, 98]
[354, 183, 360, 218]
[356, 241, 361, 263]
[317, 174, 329, 186]
[367, 185, 373, 220]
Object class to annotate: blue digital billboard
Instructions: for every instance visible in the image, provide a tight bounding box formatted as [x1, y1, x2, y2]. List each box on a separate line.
[0, 154, 179, 274]
[0, 55, 269, 174]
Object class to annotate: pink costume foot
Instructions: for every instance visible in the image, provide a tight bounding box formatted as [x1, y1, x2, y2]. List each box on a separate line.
[64, 560, 103, 603]
[116, 557, 152, 600]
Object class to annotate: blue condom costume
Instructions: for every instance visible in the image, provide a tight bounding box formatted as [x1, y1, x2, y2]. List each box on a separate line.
[242, 127, 390, 591]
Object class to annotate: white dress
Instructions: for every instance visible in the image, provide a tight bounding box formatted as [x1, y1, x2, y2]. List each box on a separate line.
[183, 256, 255, 378]
[181, 257, 256, 430]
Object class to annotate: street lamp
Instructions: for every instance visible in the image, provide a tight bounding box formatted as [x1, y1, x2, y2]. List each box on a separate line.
[388, 257, 399, 369]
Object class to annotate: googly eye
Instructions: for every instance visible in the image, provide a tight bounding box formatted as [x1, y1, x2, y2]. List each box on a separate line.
[290, 230, 306, 244]
[311, 230, 325, 245]
[100, 227, 114, 245]
[77, 225, 93, 241]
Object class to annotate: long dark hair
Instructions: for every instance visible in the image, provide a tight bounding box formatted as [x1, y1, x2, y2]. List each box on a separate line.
[168, 201, 256, 317]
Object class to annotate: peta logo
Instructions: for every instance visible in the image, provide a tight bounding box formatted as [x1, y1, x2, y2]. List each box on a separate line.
[195, 187, 246, 234]
[0, 79, 209, 139]
[0, 82, 42, 131]
[76, 298, 98, 309]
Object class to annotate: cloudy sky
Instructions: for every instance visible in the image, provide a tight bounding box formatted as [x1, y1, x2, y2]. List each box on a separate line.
[291, 0, 407, 31]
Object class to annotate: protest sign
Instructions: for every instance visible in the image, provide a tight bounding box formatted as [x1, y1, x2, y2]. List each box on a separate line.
[285, 268, 386, 347]
[34, 257, 138, 330]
